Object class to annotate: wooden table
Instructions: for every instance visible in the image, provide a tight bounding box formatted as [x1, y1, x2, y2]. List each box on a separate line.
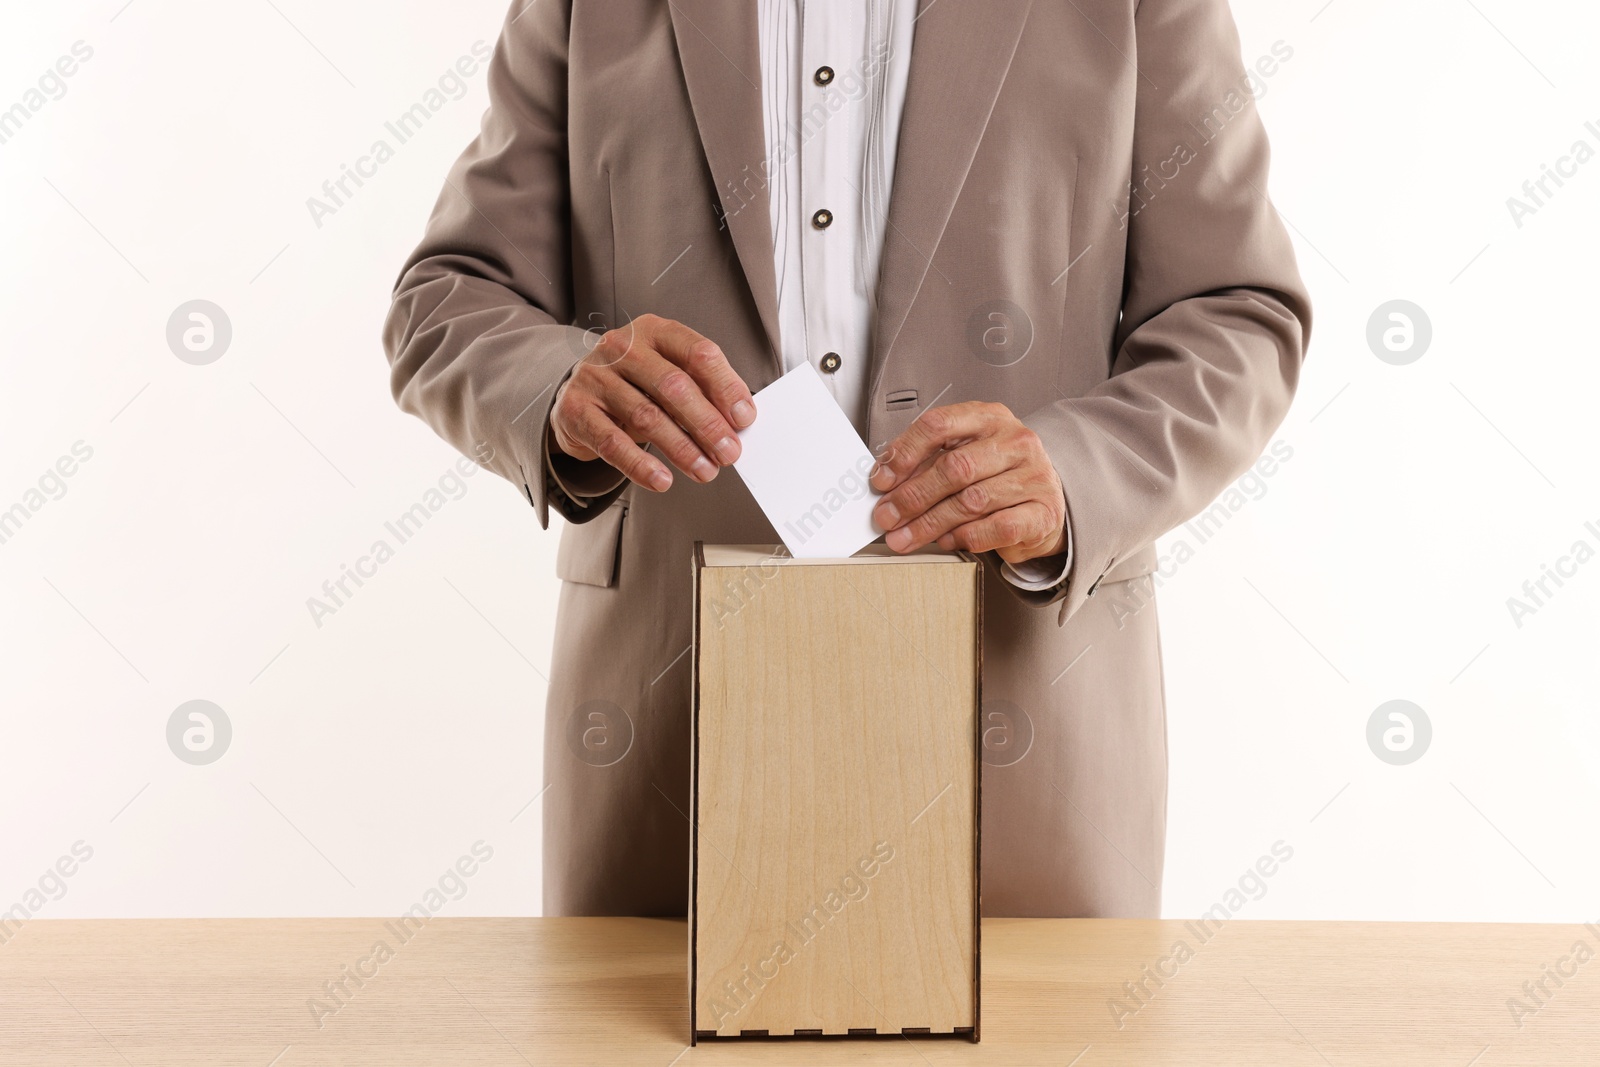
[2, 917, 1596, 1065]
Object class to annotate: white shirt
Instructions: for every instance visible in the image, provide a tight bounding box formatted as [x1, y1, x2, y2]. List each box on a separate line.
[757, 0, 913, 432]
[756, 0, 1071, 590]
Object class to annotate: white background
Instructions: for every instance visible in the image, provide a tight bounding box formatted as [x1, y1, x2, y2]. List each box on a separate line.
[1, 0, 1596, 926]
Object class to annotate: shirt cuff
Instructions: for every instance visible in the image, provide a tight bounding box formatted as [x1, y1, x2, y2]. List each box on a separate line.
[998, 519, 1073, 591]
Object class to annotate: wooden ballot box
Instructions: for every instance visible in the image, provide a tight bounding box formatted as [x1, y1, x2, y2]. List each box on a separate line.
[690, 544, 982, 1041]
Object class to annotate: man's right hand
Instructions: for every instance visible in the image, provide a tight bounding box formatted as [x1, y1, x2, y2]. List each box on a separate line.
[548, 314, 757, 492]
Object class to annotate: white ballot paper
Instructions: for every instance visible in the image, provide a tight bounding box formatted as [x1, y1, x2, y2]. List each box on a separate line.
[732, 363, 882, 559]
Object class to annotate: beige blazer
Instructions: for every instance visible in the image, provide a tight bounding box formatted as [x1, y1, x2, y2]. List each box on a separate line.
[383, 0, 1311, 917]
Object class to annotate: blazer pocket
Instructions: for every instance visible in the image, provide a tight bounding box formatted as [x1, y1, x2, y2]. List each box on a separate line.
[1100, 543, 1158, 587]
[554, 501, 627, 588]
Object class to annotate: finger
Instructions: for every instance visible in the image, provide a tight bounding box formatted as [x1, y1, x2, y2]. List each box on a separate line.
[870, 402, 1007, 492]
[618, 350, 743, 467]
[549, 382, 599, 463]
[883, 469, 1036, 553]
[872, 438, 1013, 534]
[936, 503, 1062, 558]
[604, 382, 720, 484]
[570, 403, 673, 492]
[641, 317, 757, 430]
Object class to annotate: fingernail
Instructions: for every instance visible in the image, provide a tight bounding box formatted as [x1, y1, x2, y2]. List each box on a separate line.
[874, 501, 900, 530]
[887, 528, 912, 552]
[691, 455, 717, 482]
[649, 469, 672, 492]
[870, 464, 896, 489]
[732, 400, 755, 428]
[715, 436, 740, 464]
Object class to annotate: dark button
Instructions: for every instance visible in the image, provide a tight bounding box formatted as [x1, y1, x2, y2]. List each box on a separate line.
[814, 65, 835, 87]
[820, 352, 842, 373]
[811, 208, 834, 230]
[1087, 568, 1111, 597]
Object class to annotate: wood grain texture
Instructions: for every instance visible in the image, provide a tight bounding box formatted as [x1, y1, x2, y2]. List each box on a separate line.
[693, 548, 981, 1038]
[2, 918, 1597, 1065]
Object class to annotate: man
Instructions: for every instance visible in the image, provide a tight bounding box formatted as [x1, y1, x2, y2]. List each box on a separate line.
[383, 0, 1310, 918]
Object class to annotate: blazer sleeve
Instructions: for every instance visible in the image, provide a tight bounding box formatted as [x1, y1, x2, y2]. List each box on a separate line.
[1020, 0, 1313, 625]
[382, 0, 624, 528]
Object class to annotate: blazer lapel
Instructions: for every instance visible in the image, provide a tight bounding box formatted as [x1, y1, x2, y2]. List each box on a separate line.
[869, 0, 1034, 400]
[667, 0, 785, 378]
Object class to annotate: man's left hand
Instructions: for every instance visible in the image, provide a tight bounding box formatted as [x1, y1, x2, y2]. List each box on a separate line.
[869, 401, 1068, 565]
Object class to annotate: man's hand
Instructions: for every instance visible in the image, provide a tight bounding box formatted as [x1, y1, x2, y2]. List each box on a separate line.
[869, 401, 1068, 565]
[549, 314, 756, 492]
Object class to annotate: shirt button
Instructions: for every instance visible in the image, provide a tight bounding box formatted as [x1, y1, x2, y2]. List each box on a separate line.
[820, 352, 842, 373]
[814, 65, 835, 87]
[811, 208, 833, 230]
